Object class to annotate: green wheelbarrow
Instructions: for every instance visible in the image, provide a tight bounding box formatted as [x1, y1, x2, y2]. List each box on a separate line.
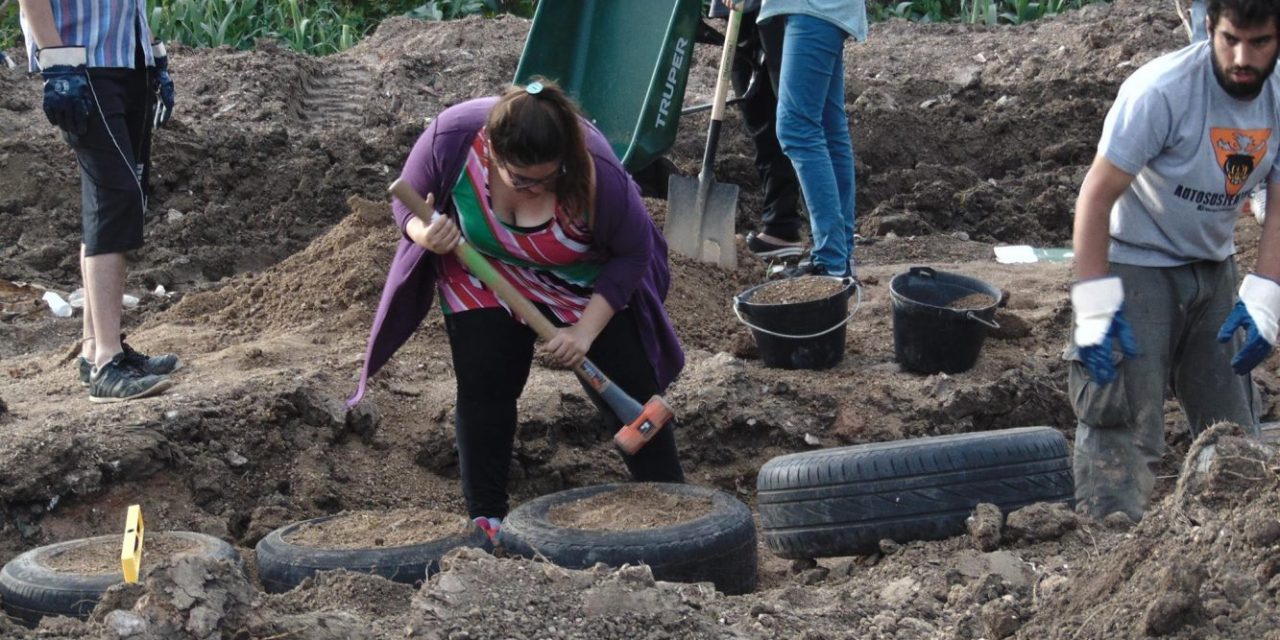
[513, 0, 702, 173]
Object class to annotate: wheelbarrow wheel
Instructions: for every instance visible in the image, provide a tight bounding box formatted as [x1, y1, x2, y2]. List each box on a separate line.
[631, 156, 680, 200]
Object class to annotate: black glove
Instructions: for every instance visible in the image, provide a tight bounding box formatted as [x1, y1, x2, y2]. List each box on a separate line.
[152, 42, 175, 128]
[37, 46, 91, 135]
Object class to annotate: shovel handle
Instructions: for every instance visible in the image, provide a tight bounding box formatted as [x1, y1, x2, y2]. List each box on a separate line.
[698, 8, 741, 186]
[710, 8, 742, 124]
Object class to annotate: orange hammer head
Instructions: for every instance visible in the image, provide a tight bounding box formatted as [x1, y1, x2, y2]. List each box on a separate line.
[613, 395, 675, 455]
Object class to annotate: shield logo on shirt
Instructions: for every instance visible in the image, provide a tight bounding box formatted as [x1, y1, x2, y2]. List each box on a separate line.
[1210, 127, 1270, 197]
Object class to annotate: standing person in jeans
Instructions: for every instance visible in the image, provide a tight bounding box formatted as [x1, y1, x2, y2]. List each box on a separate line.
[19, 0, 178, 402]
[758, 0, 866, 278]
[717, 1, 806, 259]
[350, 79, 686, 540]
[1068, 0, 1278, 521]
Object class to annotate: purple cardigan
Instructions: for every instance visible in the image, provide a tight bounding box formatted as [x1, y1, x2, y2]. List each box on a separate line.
[349, 97, 685, 406]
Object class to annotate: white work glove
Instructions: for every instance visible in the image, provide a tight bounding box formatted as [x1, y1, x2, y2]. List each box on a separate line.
[1071, 276, 1137, 385]
[1218, 273, 1280, 374]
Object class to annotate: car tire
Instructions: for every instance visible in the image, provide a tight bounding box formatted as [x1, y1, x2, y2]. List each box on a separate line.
[254, 514, 490, 594]
[757, 426, 1074, 558]
[497, 482, 758, 595]
[0, 531, 238, 627]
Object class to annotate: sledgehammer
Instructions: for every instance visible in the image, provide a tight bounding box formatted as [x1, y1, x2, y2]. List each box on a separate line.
[389, 179, 673, 454]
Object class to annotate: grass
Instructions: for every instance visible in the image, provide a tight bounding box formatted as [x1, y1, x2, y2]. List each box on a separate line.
[1, 0, 536, 56]
[871, 0, 1106, 25]
[1, 0, 1098, 56]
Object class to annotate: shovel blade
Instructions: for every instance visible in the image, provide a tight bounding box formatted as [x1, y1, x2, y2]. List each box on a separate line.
[664, 175, 739, 270]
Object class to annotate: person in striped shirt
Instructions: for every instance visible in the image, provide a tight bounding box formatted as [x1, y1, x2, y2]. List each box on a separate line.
[19, 0, 178, 402]
[352, 80, 687, 537]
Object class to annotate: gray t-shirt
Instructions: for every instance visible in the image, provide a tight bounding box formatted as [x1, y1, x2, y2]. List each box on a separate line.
[1101, 41, 1280, 266]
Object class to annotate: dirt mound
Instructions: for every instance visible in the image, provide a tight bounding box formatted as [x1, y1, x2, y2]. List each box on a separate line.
[1022, 424, 1280, 639]
[4, 0, 1280, 636]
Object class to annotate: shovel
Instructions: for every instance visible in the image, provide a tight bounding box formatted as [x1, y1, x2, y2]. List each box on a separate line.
[664, 6, 742, 270]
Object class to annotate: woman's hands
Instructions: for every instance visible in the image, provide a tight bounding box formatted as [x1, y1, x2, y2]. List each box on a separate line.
[542, 325, 594, 368]
[541, 294, 615, 368]
[405, 192, 461, 255]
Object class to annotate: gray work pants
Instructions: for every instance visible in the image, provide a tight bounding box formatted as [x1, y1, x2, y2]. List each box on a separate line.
[1066, 260, 1261, 520]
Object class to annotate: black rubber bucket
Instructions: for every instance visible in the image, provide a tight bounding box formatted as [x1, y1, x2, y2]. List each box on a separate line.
[889, 267, 1001, 374]
[734, 276, 859, 370]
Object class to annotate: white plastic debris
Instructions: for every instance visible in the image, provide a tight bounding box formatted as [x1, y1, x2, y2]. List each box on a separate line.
[122, 294, 140, 308]
[153, 284, 167, 296]
[67, 287, 85, 308]
[42, 291, 73, 317]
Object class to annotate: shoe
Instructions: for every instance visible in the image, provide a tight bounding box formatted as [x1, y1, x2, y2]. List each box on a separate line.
[78, 341, 179, 386]
[775, 259, 850, 279]
[88, 353, 172, 403]
[746, 232, 806, 259]
[473, 516, 502, 543]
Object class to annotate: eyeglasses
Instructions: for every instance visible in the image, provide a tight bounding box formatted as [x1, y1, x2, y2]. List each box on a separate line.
[495, 157, 565, 191]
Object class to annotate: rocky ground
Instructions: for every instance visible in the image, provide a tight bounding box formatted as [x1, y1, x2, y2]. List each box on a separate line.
[1, 1, 1279, 638]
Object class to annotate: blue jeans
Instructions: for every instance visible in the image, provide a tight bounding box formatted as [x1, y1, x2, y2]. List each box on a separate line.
[775, 14, 854, 275]
[1192, 0, 1207, 43]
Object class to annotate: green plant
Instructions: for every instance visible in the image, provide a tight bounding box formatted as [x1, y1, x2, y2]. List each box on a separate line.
[1, 0, 23, 53]
[141, 0, 534, 57]
[868, 0, 1102, 25]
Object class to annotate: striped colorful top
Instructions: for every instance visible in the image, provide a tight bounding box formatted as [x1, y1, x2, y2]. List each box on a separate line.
[21, 0, 156, 72]
[436, 129, 604, 324]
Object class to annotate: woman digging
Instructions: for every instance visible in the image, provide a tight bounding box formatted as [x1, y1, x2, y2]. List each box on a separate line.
[349, 79, 687, 539]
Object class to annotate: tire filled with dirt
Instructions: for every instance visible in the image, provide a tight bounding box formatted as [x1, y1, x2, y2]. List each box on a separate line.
[757, 426, 1073, 558]
[0, 531, 238, 627]
[497, 482, 758, 595]
[255, 509, 491, 593]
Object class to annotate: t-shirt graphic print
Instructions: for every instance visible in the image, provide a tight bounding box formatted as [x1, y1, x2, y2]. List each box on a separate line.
[1211, 127, 1271, 198]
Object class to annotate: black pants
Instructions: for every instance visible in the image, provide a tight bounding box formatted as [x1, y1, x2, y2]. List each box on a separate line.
[444, 306, 685, 519]
[67, 66, 154, 256]
[733, 14, 803, 242]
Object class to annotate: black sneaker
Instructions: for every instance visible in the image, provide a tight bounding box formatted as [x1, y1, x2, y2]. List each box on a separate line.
[775, 260, 848, 279]
[88, 353, 172, 403]
[78, 342, 179, 386]
[746, 232, 807, 259]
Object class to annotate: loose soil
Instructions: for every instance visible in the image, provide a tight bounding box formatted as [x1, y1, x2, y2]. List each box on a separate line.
[4, 1, 1280, 638]
[547, 484, 712, 532]
[947, 292, 998, 309]
[283, 508, 471, 549]
[747, 275, 848, 305]
[41, 534, 200, 574]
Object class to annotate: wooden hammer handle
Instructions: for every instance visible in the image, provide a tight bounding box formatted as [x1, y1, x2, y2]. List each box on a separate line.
[389, 178, 670, 449]
[389, 179, 560, 341]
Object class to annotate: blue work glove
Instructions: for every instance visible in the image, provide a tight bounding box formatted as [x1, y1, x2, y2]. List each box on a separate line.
[151, 43, 175, 129]
[1217, 273, 1280, 374]
[1071, 276, 1138, 385]
[37, 46, 91, 135]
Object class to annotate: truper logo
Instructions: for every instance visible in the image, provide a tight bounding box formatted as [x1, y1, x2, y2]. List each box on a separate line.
[655, 37, 689, 129]
[1211, 127, 1271, 197]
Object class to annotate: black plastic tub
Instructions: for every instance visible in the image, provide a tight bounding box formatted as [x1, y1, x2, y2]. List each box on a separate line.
[889, 267, 1001, 374]
[734, 276, 858, 370]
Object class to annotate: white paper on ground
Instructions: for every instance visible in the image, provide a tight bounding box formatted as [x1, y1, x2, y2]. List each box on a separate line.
[42, 291, 73, 317]
[994, 245, 1038, 264]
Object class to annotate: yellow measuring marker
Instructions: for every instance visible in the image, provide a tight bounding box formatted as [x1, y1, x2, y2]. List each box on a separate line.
[120, 505, 145, 583]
